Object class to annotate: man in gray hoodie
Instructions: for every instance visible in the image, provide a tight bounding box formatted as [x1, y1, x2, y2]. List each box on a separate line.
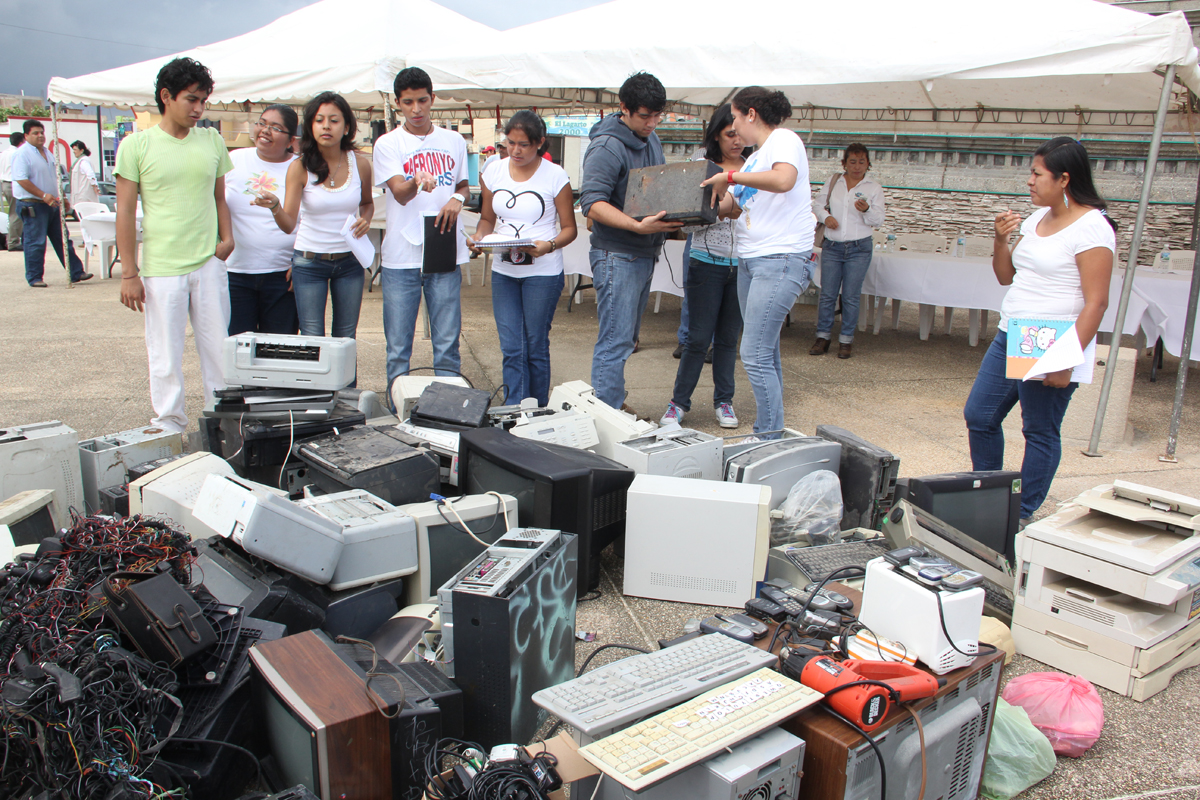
[579, 72, 683, 408]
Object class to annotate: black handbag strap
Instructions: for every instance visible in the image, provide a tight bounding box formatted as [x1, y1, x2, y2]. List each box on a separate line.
[171, 603, 205, 643]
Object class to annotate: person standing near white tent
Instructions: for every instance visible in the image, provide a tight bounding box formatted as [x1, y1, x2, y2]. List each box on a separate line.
[705, 87, 815, 438]
[373, 67, 471, 391]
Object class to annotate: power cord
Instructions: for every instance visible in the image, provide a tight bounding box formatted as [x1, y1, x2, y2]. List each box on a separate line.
[821, 705, 887, 800]
[434, 494, 506, 547]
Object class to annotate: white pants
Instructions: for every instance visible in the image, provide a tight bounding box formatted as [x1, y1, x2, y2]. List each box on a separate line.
[143, 256, 230, 433]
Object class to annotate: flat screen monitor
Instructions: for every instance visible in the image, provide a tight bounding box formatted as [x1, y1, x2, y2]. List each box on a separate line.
[904, 471, 1021, 564]
[458, 427, 635, 597]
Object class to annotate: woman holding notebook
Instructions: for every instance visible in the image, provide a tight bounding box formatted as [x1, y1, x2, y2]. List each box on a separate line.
[963, 137, 1115, 524]
[469, 110, 577, 406]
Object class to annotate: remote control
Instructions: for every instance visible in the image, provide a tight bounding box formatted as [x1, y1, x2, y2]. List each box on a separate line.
[720, 613, 768, 639]
[699, 615, 755, 644]
[745, 596, 787, 622]
[759, 585, 805, 617]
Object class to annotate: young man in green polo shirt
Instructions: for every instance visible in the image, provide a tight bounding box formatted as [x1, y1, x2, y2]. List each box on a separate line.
[115, 57, 234, 433]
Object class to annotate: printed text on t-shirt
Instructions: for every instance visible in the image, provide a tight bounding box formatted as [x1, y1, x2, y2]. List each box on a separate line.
[404, 151, 457, 186]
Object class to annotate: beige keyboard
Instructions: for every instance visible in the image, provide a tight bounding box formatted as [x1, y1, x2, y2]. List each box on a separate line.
[578, 668, 822, 791]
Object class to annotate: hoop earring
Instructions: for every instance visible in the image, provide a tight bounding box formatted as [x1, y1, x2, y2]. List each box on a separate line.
[1063, 191, 1069, 209]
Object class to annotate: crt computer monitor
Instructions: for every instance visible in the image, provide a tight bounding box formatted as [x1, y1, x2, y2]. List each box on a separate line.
[458, 427, 635, 597]
[903, 470, 1021, 564]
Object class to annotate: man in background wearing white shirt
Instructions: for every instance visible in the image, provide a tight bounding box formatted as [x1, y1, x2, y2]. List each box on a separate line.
[12, 120, 90, 287]
[372, 66, 471, 394]
[1, 132, 24, 251]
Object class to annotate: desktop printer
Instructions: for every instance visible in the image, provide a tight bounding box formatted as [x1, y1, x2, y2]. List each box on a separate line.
[609, 427, 724, 480]
[724, 436, 841, 509]
[495, 405, 600, 451]
[295, 489, 419, 591]
[1012, 480, 1200, 700]
[222, 333, 356, 391]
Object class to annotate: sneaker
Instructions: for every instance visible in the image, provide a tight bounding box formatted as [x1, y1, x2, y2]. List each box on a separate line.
[716, 403, 738, 428]
[660, 402, 685, 426]
[672, 343, 683, 359]
[739, 435, 762, 444]
[71, 272, 94, 284]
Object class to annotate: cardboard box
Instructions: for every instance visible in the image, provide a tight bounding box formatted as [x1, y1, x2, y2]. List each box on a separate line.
[424, 735, 589, 800]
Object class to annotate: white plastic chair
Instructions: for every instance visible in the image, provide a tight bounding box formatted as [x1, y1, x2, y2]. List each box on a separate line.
[962, 237, 994, 258]
[77, 207, 118, 278]
[894, 234, 949, 254]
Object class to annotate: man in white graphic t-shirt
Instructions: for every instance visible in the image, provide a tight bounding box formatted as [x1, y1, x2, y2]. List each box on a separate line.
[373, 67, 470, 394]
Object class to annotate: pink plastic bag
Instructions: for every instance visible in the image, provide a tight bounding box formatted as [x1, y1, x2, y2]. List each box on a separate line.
[1001, 672, 1104, 757]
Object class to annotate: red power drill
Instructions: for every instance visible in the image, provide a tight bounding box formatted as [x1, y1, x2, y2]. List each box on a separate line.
[787, 652, 944, 732]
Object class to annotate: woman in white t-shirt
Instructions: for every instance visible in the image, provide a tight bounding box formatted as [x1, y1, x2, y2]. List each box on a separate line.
[225, 104, 299, 335]
[964, 137, 1115, 522]
[702, 87, 817, 437]
[254, 92, 373, 343]
[468, 111, 577, 405]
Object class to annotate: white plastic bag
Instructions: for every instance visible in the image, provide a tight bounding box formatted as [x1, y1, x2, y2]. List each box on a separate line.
[770, 469, 843, 547]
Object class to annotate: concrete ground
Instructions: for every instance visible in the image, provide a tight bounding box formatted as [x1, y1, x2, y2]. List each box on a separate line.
[4, 225, 1200, 799]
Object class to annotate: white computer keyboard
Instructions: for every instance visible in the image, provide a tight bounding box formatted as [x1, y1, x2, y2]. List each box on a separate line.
[532, 634, 777, 736]
[578, 668, 822, 791]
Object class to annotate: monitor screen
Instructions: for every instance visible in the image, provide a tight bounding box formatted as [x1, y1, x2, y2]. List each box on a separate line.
[261, 682, 318, 793]
[907, 471, 1021, 563]
[464, 454, 538, 516]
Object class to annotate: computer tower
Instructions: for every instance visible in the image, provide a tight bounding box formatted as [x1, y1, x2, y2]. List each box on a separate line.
[724, 437, 841, 509]
[193, 537, 407, 639]
[624, 475, 772, 606]
[293, 426, 440, 507]
[784, 650, 1003, 800]
[447, 531, 578, 748]
[815, 425, 899, 531]
[78, 425, 184, 513]
[0, 420, 83, 529]
[609, 428, 724, 479]
[591, 727, 805, 800]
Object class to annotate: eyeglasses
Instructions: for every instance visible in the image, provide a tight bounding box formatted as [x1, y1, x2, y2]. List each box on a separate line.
[254, 121, 289, 135]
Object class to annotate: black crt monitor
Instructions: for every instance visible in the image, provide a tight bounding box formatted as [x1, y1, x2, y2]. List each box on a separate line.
[458, 427, 635, 597]
[903, 470, 1022, 564]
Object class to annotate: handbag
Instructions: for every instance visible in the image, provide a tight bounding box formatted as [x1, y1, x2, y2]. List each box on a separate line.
[812, 172, 842, 248]
[102, 570, 217, 666]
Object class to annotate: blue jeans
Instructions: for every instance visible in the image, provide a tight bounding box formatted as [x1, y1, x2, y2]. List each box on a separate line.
[591, 248, 655, 408]
[227, 270, 298, 335]
[381, 267, 462, 388]
[738, 251, 813, 435]
[673, 258, 741, 410]
[492, 271, 564, 406]
[677, 236, 692, 346]
[963, 331, 1077, 518]
[290, 251, 363, 338]
[19, 200, 85, 283]
[816, 236, 873, 343]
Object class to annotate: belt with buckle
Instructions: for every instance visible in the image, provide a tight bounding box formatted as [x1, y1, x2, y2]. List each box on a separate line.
[298, 251, 353, 261]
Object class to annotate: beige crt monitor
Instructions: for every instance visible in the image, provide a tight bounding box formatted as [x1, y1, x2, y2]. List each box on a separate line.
[624, 474, 771, 607]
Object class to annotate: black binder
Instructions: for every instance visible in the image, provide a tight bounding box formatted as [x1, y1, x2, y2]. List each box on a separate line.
[422, 215, 458, 273]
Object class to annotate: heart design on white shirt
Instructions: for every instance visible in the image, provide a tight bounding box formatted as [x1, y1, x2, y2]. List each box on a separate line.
[492, 189, 547, 238]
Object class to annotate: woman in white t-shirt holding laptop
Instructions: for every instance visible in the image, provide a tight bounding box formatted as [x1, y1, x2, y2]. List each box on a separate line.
[469, 111, 577, 406]
[225, 104, 300, 334]
[702, 87, 816, 438]
[964, 137, 1115, 523]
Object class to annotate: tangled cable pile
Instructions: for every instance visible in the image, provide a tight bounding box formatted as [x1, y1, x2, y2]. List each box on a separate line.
[0, 513, 194, 799]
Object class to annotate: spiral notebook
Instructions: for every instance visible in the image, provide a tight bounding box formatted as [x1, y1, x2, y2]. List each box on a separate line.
[1006, 318, 1095, 383]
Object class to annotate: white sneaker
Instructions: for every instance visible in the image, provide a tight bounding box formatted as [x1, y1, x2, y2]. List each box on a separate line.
[739, 435, 762, 444]
[660, 402, 685, 426]
[716, 403, 738, 428]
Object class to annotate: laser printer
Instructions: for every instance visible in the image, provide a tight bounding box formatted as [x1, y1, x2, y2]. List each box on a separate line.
[609, 427, 723, 480]
[295, 489, 419, 592]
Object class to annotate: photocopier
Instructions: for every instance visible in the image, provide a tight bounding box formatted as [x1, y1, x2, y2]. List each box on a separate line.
[1012, 480, 1200, 701]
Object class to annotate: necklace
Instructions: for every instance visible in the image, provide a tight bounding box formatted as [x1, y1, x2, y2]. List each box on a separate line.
[321, 151, 354, 193]
[403, 122, 432, 141]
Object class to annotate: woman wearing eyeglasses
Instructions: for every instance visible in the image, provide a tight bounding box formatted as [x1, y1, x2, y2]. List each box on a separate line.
[224, 104, 300, 334]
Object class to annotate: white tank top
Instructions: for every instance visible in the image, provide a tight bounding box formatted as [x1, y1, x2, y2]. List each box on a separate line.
[294, 151, 362, 254]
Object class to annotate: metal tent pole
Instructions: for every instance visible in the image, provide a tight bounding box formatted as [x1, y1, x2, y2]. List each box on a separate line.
[50, 102, 74, 288]
[1162, 136, 1200, 462]
[1086, 64, 1177, 456]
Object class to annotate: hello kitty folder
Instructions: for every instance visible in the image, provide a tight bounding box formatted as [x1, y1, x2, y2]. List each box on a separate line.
[1006, 318, 1095, 383]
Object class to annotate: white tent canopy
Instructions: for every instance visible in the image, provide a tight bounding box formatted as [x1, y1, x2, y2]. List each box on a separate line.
[410, 0, 1200, 127]
[46, 0, 499, 110]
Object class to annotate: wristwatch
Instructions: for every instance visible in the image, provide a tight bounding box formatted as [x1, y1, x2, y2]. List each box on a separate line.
[548, 239, 557, 253]
[451, 192, 467, 205]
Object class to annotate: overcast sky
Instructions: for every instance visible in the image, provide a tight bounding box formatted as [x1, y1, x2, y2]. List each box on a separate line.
[0, 0, 608, 97]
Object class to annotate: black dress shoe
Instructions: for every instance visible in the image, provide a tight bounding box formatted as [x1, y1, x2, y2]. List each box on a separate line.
[672, 343, 683, 359]
[704, 345, 713, 364]
[71, 272, 94, 283]
[29, 281, 48, 288]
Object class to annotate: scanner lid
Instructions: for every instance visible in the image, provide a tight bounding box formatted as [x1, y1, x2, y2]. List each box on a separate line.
[1072, 480, 1200, 534]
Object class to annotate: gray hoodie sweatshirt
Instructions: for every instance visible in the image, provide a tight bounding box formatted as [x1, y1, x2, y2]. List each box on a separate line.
[579, 114, 666, 259]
